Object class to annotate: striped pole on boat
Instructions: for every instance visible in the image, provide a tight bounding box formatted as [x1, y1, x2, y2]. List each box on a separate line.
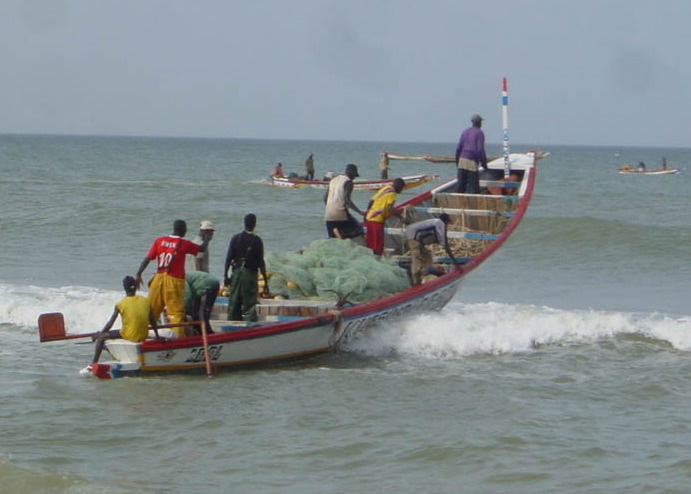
[501, 77, 510, 178]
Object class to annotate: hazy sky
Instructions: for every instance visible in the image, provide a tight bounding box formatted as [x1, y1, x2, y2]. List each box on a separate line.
[2, 0, 689, 147]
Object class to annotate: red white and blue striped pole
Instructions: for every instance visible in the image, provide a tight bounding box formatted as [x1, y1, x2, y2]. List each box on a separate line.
[501, 77, 510, 178]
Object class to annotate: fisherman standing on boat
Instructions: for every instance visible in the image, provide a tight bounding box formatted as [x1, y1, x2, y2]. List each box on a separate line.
[404, 214, 457, 285]
[455, 114, 488, 193]
[364, 177, 405, 255]
[324, 163, 366, 239]
[379, 152, 390, 179]
[92, 276, 159, 363]
[273, 163, 284, 178]
[223, 213, 269, 322]
[135, 219, 209, 337]
[305, 153, 315, 181]
[186, 220, 215, 273]
[638, 161, 646, 172]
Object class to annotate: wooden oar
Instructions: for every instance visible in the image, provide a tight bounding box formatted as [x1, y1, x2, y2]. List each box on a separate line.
[39, 313, 93, 342]
[200, 318, 213, 377]
[37, 312, 199, 342]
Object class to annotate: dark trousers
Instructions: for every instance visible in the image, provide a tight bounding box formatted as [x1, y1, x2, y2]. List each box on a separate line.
[227, 268, 259, 322]
[456, 168, 480, 193]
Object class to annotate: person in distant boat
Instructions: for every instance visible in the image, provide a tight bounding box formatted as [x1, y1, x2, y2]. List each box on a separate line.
[305, 153, 315, 181]
[135, 219, 209, 337]
[92, 276, 159, 363]
[186, 220, 215, 273]
[324, 163, 366, 239]
[364, 177, 406, 255]
[455, 114, 488, 193]
[662, 157, 667, 170]
[637, 161, 646, 172]
[273, 163, 284, 178]
[184, 270, 220, 335]
[404, 214, 457, 285]
[223, 213, 269, 322]
[379, 152, 390, 179]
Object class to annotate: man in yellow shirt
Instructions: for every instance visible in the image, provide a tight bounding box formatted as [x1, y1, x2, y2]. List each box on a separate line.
[364, 177, 405, 255]
[92, 276, 159, 363]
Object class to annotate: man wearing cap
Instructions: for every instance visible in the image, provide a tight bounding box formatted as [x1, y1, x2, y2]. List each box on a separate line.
[455, 114, 488, 194]
[404, 214, 458, 285]
[324, 163, 366, 239]
[186, 220, 215, 273]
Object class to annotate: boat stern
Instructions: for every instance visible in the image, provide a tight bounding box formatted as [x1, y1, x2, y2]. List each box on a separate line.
[80, 340, 143, 379]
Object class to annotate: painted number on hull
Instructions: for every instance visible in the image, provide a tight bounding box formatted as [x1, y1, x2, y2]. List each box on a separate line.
[185, 345, 223, 363]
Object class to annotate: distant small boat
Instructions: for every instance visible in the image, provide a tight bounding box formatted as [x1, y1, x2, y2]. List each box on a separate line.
[618, 165, 680, 175]
[385, 151, 551, 165]
[266, 173, 438, 190]
[385, 153, 456, 163]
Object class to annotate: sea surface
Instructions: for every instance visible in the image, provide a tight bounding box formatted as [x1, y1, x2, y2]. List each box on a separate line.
[1, 134, 690, 493]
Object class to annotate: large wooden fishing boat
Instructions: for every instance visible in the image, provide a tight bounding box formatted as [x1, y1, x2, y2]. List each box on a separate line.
[38, 78, 544, 379]
[38, 151, 539, 379]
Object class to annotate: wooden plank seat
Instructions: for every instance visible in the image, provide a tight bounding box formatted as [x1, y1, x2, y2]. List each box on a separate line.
[411, 206, 514, 218]
[393, 255, 471, 265]
[384, 227, 499, 241]
[212, 297, 334, 322]
[479, 180, 520, 188]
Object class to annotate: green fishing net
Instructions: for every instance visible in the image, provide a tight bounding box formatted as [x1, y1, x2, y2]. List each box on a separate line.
[265, 239, 410, 303]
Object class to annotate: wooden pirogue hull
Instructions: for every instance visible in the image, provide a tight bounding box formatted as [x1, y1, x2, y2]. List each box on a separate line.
[268, 173, 437, 190]
[618, 168, 679, 175]
[75, 153, 537, 379]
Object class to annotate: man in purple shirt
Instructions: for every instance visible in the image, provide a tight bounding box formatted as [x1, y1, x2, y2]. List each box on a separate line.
[455, 114, 488, 193]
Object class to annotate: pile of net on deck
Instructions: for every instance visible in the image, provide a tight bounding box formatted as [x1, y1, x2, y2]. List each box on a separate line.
[265, 239, 410, 303]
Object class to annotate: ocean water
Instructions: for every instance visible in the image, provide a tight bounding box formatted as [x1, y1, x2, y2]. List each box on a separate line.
[1, 134, 691, 494]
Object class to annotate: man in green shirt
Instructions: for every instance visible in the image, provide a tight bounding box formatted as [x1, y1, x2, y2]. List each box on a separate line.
[185, 271, 220, 334]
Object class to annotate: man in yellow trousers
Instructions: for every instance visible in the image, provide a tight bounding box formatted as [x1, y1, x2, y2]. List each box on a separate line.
[135, 219, 209, 337]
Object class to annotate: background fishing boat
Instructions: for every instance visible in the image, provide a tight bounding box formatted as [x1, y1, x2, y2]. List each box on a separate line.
[618, 157, 680, 175]
[385, 150, 550, 165]
[618, 166, 680, 175]
[265, 172, 438, 190]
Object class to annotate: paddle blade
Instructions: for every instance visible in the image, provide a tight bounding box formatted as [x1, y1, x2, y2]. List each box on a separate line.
[38, 312, 67, 342]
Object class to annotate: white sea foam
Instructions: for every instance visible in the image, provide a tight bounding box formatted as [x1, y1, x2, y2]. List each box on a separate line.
[345, 301, 691, 357]
[0, 282, 122, 334]
[4, 282, 691, 353]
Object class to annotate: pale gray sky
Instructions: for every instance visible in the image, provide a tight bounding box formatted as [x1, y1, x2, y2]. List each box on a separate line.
[1, 0, 689, 147]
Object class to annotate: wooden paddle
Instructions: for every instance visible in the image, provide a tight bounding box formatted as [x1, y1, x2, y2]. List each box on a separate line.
[39, 313, 93, 342]
[37, 312, 199, 342]
[200, 318, 214, 377]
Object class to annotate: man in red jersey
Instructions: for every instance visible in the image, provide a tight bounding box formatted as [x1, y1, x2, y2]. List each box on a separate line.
[135, 219, 209, 337]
